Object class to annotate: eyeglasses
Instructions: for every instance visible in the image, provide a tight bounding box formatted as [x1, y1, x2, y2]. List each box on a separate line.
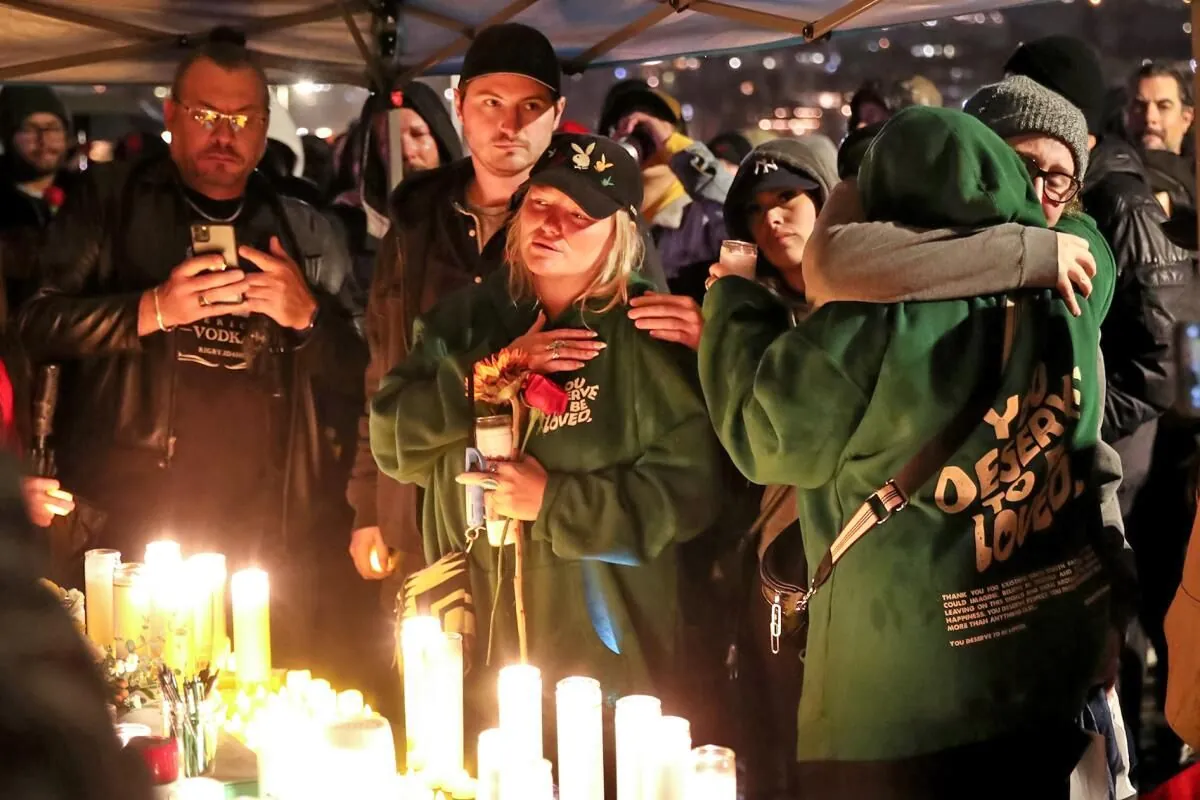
[16, 123, 66, 141]
[181, 104, 266, 134]
[1019, 155, 1081, 205]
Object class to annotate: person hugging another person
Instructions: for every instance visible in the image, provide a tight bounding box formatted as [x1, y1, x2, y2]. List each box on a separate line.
[701, 99, 1118, 798]
[370, 133, 723, 751]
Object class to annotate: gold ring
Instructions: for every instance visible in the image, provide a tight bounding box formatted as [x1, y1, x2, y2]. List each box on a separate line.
[198, 293, 210, 307]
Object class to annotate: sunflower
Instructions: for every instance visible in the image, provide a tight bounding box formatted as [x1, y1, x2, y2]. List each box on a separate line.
[473, 348, 531, 408]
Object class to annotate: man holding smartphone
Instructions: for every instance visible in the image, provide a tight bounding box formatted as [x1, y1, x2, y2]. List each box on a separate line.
[18, 28, 364, 671]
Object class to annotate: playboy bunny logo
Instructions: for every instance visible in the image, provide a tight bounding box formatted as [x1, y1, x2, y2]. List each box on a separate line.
[571, 142, 596, 170]
[593, 153, 614, 173]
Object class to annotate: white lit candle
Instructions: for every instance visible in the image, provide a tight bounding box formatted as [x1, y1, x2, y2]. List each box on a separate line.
[477, 728, 504, 800]
[337, 689, 365, 719]
[499, 664, 543, 763]
[144, 540, 184, 664]
[112, 563, 150, 658]
[84, 549, 120, 651]
[500, 758, 554, 800]
[186, 554, 226, 670]
[318, 716, 398, 797]
[231, 568, 271, 685]
[687, 746, 737, 800]
[657, 717, 692, 800]
[286, 669, 312, 695]
[428, 632, 464, 782]
[308, 678, 337, 722]
[615, 695, 662, 800]
[174, 777, 225, 800]
[400, 616, 441, 772]
[144, 539, 182, 568]
[556, 677, 603, 800]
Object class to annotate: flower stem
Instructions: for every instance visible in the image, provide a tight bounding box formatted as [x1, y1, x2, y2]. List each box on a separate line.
[510, 399, 529, 664]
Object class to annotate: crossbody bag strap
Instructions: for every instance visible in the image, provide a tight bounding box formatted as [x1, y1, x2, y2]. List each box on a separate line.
[802, 301, 1019, 607]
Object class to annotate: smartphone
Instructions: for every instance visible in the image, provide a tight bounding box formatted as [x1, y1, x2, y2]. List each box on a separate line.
[190, 223, 238, 269]
[1178, 321, 1200, 417]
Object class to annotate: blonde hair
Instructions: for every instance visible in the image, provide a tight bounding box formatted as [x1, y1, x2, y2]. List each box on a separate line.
[505, 202, 645, 314]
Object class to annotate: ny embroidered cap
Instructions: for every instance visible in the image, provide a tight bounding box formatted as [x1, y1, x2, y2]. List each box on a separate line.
[460, 23, 561, 97]
[739, 154, 822, 197]
[526, 133, 643, 220]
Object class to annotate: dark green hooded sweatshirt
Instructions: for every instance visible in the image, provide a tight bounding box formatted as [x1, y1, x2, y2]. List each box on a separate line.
[370, 266, 723, 709]
[700, 107, 1116, 766]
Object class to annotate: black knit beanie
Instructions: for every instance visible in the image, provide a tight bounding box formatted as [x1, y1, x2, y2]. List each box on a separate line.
[0, 85, 69, 145]
[1004, 35, 1105, 136]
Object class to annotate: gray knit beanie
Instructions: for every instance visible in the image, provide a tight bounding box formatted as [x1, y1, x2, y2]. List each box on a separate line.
[964, 74, 1089, 179]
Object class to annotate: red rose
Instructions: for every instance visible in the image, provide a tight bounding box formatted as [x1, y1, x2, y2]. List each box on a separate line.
[44, 186, 65, 211]
[522, 374, 568, 416]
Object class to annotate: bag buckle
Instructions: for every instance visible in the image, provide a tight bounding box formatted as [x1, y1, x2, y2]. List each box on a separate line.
[794, 585, 815, 615]
[867, 479, 908, 523]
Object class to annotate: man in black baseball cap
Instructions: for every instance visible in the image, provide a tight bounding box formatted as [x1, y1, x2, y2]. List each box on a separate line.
[348, 20, 571, 699]
[459, 22, 561, 99]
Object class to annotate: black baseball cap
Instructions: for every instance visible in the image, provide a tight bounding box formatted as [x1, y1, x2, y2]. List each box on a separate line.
[741, 153, 821, 196]
[525, 133, 643, 219]
[460, 23, 561, 98]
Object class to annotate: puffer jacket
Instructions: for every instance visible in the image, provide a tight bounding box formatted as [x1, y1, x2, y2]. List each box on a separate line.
[1083, 137, 1191, 442]
[15, 154, 365, 553]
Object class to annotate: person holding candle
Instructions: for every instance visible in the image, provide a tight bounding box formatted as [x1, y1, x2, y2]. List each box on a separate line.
[0, 453, 153, 800]
[371, 132, 723, 739]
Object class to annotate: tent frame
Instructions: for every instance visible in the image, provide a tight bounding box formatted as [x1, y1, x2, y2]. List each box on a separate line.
[0, 0, 889, 86]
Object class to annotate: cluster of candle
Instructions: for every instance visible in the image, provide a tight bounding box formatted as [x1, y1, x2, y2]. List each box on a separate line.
[83, 541, 271, 690]
[231, 669, 401, 799]
[400, 616, 736, 800]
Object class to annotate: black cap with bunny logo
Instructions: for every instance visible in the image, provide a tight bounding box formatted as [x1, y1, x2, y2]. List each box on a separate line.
[525, 133, 643, 220]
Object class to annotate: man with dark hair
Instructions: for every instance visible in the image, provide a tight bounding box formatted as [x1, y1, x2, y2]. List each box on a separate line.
[17, 33, 364, 671]
[1128, 61, 1194, 156]
[0, 85, 74, 314]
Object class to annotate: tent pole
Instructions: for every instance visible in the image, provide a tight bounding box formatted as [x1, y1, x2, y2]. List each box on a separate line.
[395, 0, 544, 85]
[688, 1, 809, 37]
[0, 40, 174, 81]
[338, 0, 386, 90]
[401, 6, 473, 37]
[803, 0, 888, 41]
[0, 0, 168, 40]
[563, 4, 677, 74]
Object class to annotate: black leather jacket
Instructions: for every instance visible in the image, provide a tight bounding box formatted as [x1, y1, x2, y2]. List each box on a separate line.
[1083, 137, 1192, 442]
[15, 155, 365, 546]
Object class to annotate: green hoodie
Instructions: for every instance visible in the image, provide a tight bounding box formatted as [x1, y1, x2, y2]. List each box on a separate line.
[700, 107, 1116, 763]
[370, 267, 723, 708]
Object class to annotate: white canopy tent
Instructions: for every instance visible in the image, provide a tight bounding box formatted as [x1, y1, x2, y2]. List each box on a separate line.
[0, 0, 1049, 87]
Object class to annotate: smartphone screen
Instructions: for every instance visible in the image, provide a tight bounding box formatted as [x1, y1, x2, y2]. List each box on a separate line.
[190, 223, 238, 269]
[1179, 322, 1200, 416]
